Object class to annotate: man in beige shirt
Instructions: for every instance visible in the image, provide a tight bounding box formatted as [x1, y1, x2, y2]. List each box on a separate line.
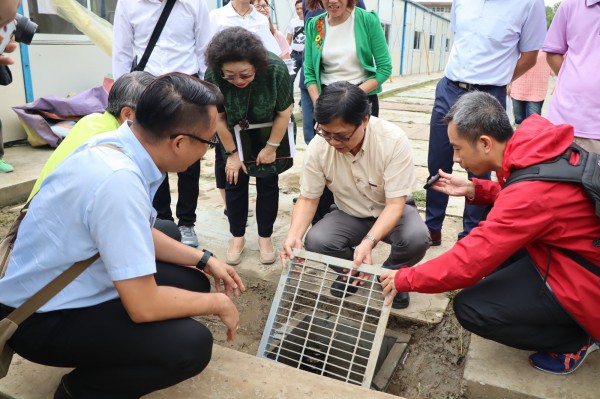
[281, 82, 431, 309]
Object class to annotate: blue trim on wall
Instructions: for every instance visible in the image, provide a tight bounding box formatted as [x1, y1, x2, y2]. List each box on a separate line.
[17, 4, 34, 102]
[400, 0, 407, 75]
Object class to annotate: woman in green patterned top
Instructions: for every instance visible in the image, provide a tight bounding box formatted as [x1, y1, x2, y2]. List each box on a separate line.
[205, 27, 294, 266]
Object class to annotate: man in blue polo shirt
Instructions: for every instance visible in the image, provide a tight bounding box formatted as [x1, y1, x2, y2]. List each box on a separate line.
[0, 74, 245, 399]
[425, 0, 546, 246]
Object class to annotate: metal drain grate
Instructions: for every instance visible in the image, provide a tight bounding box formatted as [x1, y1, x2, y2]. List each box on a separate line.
[257, 249, 390, 388]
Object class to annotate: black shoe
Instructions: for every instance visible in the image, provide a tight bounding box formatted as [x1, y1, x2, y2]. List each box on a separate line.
[330, 274, 359, 298]
[392, 292, 410, 309]
[54, 376, 73, 399]
[429, 230, 442, 246]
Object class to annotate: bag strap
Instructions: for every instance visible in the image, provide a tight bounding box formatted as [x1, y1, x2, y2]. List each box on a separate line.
[3, 143, 125, 325]
[136, 0, 176, 72]
[5, 254, 100, 325]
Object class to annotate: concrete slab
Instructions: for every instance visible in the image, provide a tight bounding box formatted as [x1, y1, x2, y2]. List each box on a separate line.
[464, 336, 600, 399]
[0, 345, 404, 399]
[0, 145, 53, 207]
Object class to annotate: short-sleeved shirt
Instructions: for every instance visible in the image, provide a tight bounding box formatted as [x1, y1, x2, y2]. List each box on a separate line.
[543, 0, 600, 140]
[29, 112, 120, 200]
[205, 52, 293, 135]
[286, 17, 305, 52]
[300, 116, 416, 218]
[209, 3, 282, 56]
[0, 123, 164, 312]
[445, 0, 547, 86]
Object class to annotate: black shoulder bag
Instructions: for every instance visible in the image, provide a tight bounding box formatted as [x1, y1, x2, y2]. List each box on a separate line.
[131, 0, 176, 72]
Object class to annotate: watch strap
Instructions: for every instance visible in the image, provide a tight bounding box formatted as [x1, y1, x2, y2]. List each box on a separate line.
[362, 234, 378, 245]
[196, 249, 213, 270]
[225, 148, 238, 156]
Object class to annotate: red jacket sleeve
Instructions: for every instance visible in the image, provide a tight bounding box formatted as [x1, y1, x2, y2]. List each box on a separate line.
[394, 182, 554, 293]
[467, 178, 501, 206]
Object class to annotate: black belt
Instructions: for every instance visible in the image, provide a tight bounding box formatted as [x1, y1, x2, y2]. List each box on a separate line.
[447, 78, 504, 92]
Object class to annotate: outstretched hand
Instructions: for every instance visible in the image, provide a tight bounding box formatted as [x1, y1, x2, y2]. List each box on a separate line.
[430, 169, 475, 198]
[203, 257, 246, 297]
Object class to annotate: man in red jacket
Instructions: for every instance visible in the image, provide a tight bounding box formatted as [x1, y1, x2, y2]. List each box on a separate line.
[381, 91, 600, 375]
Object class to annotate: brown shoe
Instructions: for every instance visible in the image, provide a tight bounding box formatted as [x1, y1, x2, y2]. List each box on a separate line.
[429, 230, 442, 246]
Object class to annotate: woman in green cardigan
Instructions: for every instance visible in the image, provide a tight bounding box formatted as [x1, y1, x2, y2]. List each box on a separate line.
[303, 0, 392, 116]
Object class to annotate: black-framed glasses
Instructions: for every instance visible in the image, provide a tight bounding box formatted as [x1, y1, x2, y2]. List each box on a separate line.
[220, 70, 256, 82]
[170, 133, 219, 148]
[315, 122, 362, 142]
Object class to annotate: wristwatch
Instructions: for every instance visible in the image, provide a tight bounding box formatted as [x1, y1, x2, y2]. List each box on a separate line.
[225, 148, 238, 156]
[362, 234, 378, 246]
[196, 250, 213, 270]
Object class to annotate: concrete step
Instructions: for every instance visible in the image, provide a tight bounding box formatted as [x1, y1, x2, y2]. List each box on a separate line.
[0, 145, 53, 207]
[464, 336, 599, 399]
[0, 345, 404, 399]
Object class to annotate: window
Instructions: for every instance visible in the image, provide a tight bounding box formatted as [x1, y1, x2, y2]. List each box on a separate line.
[381, 23, 391, 45]
[413, 31, 422, 50]
[445, 38, 450, 52]
[27, 0, 117, 35]
[429, 34, 435, 50]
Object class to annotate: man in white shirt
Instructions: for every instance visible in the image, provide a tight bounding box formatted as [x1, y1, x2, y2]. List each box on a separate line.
[209, 0, 281, 56]
[112, 0, 212, 247]
[286, 0, 304, 86]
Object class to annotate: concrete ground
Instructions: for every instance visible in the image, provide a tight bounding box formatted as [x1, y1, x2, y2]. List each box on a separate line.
[1, 73, 598, 398]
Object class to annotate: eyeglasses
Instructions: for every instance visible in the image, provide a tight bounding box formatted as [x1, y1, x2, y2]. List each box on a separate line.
[220, 70, 256, 82]
[170, 133, 219, 148]
[254, 4, 271, 10]
[315, 122, 362, 142]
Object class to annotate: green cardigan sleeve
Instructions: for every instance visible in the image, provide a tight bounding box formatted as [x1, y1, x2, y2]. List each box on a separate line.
[303, 16, 321, 89]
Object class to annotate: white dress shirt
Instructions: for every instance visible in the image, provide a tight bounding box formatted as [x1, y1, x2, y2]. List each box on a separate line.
[209, 3, 281, 56]
[444, 0, 546, 86]
[112, 0, 211, 80]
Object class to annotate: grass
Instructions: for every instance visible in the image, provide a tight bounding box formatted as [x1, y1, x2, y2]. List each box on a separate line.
[412, 190, 426, 208]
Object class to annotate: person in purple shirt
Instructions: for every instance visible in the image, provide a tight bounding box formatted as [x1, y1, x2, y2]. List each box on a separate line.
[543, 0, 600, 154]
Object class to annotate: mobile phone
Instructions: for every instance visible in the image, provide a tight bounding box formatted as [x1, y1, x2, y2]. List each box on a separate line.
[423, 173, 441, 189]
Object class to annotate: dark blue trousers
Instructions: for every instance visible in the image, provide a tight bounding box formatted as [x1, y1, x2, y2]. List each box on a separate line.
[426, 77, 506, 238]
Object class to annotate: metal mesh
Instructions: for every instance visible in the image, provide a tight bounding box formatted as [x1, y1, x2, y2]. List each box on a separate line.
[257, 249, 391, 388]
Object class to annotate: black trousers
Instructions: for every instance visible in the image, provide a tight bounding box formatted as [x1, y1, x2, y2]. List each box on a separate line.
[454, 251, 590, 353]
[226, 170, 279, 237]
[0, 264, 212, 399]
[153, 160, 200, 226]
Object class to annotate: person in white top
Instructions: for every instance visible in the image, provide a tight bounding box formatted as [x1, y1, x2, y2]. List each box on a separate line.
[112, 0, 213, 248]
[209, 0, 282, 57]
[286, 0, 304, 86]
[112, 0, 211, 80]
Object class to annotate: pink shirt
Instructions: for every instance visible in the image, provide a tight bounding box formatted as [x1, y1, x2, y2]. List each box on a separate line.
[510, 51, 551, 102]
[543, 0, 600, 139]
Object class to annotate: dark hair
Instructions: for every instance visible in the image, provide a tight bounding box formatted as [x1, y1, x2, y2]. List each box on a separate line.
[314, 81, 370, 126]
[443, 91, 513, 145]
[134, 73, 223, 141]
[295, 0, 302, 5]
[305, 0, 356, 11]
[205, 27, 269, 76]
[105, 71, 155, 118]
